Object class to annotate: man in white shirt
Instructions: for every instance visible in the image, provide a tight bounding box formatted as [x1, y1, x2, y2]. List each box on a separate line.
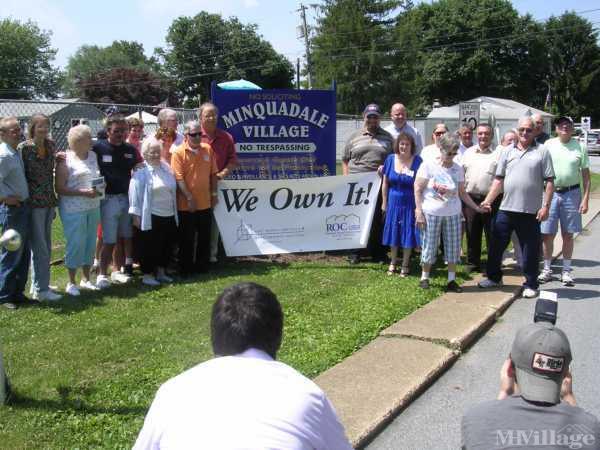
[134, 282, 353, 450]
[384, 103, 423, 154]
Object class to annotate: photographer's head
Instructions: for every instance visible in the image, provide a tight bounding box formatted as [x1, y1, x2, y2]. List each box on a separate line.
[211, 282, 283, 359]
[510, 321, 572, 404]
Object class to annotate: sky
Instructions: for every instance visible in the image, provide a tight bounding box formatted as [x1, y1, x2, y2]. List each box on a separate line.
[2, 0, 600, 69]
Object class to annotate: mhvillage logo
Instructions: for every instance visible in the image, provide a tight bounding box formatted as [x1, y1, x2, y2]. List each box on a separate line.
[495, 424, 596, 449]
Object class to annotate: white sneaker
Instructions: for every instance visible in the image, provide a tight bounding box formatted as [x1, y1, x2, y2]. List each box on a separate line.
[537, 269, 553, 283]
[35, 290, 62, 301]
[65, 283, 81, 296]
[522, 287, 538, 298]
[561, 271, 575, 286]
[111, 271, 131, 284]
[142, 275, 160, 286]
[209, 256, 218, 263]
[80, 280, 99, 291]
[478, 278, 503, 288]
[96, 275, 111, 289]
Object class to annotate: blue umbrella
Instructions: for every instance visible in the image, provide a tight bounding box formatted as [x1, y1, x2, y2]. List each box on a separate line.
[217, 79, 262, 90]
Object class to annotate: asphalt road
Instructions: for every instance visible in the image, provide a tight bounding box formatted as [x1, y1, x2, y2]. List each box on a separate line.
[366, 215, 600, 450]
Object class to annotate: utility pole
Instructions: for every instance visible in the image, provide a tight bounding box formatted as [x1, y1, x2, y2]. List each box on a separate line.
[296, 58, 301, 89]
[298, 3, 313, 89]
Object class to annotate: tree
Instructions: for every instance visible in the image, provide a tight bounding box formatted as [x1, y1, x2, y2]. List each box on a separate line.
[391, 0, 548, 114]
[311, 0, 409, 114]
[77, 67, 172, 105]
[0, 18, 61, 99]
[543, 12, 600, 119]
[157, 12, 294, 107]
[64, 40, 159, 101]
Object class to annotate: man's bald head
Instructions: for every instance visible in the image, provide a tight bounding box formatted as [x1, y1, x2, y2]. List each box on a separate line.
[390, 103, 407, 128]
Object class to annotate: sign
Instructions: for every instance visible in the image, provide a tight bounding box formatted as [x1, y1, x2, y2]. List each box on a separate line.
[459, 102, 481, 130]
[581, 116, 591, 132]
[214, 173, 381, 256]
[212, 86, 336, 179]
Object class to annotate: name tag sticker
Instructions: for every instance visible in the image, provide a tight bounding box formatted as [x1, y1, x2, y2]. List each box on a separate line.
[406, 169, 415, 177]
[124, 153, 133, 159]
[102, 155, 113, 163]
[203, 154, 210, 162]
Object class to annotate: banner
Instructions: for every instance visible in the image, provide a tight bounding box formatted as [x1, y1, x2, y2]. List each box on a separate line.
[214, 173, 381, 256]
[211, 85, 336, 179]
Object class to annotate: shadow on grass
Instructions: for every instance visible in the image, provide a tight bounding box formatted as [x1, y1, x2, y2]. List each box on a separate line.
[6, 391, 147, 416]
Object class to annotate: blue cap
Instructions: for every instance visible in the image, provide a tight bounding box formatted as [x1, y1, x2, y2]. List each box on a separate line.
[363, 104, 381, 117]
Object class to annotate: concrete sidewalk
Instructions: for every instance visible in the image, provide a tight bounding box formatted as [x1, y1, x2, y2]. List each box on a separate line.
[315, 192, 600, 449]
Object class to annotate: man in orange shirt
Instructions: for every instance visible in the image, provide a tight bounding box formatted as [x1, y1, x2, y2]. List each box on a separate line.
[171, 121, 218, 276]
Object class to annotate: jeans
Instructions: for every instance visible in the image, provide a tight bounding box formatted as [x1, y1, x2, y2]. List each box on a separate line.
[0, 204, 31, 302]
[486, 210, 541, 289]
[29, 207, 55, 293]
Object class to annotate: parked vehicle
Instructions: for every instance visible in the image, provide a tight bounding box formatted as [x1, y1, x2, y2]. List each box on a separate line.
[579, 132, 600, 155]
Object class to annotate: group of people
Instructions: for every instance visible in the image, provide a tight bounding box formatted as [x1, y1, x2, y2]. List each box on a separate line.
[343, 102, 590, 297]
[0, 103, 237, 310]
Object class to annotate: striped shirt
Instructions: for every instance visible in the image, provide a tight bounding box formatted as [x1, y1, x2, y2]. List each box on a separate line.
[342, 127, 393, 173]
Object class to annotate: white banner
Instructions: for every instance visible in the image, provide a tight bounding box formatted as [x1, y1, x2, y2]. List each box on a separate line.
[214, 173, 381, 256]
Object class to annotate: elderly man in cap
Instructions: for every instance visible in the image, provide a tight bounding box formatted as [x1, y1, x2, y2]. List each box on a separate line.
[538, 116, 591, 287]
[462, 321, 600, 450]
[342, 103, 393, 264]
[384, 102, 423, 154]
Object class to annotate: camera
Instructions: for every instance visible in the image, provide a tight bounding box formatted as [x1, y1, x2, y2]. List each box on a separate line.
[534, 290, 558, 325]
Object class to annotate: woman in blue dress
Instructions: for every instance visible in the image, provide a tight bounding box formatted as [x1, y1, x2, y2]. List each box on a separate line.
[382, 132, 422, 276]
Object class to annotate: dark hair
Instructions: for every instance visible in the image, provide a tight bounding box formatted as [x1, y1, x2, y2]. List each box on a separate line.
[105, 114, 127, 130]
[393, 132, 416, 155]
[211, 282, 283, 359]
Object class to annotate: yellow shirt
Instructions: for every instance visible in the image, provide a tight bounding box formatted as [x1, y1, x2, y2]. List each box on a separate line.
[171, 142, 217, 211]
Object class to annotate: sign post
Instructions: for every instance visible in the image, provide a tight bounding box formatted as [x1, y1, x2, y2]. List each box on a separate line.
[459, 102, 481, 130]
[581, 116, 591, 132]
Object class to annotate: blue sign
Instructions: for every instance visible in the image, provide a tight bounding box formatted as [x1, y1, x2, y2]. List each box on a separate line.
[212, 86, 336, 179]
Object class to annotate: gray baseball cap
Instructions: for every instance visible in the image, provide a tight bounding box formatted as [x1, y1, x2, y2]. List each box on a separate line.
[511, 321, 572, 404]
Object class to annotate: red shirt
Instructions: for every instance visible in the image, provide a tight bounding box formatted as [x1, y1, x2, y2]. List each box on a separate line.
[201, 127, 237, 172]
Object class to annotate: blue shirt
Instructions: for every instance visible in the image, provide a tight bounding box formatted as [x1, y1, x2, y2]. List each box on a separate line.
[0, 142, 29, 201]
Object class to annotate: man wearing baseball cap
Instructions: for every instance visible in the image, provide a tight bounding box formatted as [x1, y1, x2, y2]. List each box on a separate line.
[342, 103, 393, 264]
[462, 322, 600, 449]
[538, 116, 591, 287]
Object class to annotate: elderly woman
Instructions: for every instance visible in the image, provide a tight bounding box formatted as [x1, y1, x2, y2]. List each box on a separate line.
[19, 114, 62, 301]
[55, 125, 102, 296]
[420, 123, 449, 163]
[156, 108, 184, 165]
[382, 132, 422, 277]
[414, 134, 485, 292]
[128, 137, 178, 286]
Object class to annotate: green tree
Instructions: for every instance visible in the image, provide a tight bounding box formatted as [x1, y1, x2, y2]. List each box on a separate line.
[543, 12, 600, 119]
[77, 67, 172, 105]
[64, 40, 157, 99]
[158, 12, 294, 107]
[0, 18, 61, 99]
[391, 0, 548, 114]
[311, 0, 409, 114]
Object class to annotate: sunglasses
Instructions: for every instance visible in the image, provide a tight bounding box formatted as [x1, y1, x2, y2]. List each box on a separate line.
[187, 132, 202, 138]
[518, 128, 533, 133]
[434, 131, 446, 136]
[446, 152, 458, 156]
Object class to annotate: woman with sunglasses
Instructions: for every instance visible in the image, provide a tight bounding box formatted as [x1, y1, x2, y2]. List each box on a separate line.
[414, 134, 486, 292]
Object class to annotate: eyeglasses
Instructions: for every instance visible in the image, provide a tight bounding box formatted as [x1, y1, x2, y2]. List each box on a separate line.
[187, 132, 202, 138]
[518, 128, 533, 133]
[446, 152, 458, 156]
[434, 131, 446, 136]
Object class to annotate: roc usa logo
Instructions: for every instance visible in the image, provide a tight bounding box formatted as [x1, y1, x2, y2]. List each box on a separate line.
[325, 214, 361, 234]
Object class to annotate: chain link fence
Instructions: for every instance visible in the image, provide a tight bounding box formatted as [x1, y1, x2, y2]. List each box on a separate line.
[0, 99, 198, 150]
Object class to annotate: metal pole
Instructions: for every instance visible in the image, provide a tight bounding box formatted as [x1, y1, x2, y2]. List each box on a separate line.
[299, 3, 313, 89]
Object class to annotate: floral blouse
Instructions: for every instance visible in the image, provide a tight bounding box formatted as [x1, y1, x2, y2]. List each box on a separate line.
[18, 139, 58, 208]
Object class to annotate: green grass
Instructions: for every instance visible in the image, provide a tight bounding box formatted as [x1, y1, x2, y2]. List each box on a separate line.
[0, 248, 461, 448]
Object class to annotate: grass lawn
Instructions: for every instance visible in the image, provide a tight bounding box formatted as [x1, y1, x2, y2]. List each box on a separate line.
[1, 172, 598, 449]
